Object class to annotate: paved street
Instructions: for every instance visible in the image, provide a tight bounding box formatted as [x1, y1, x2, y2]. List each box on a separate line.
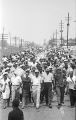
[0, 95, 75, 120]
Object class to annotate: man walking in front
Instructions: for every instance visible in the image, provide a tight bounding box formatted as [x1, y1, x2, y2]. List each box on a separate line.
[8, 99, 24, 120]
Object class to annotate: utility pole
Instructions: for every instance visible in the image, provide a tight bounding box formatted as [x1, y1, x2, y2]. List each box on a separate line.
[65, 12, 71, 48]
[21, 38, 23, 47]
[13, 36, 18, 47]
[2, 28, 4, 55]
[73, 20, 76, 44]
[53, 33, 54, 40]
[0, 28, 8, 60]
[14, 36, 17, 47]
[9, 33, 12, 53]
[56, 29, 58, 47]
[20, 38, 23, 52]
[60, 20, 63, 47]
[53, 33, 55, 47]
[0, 28, 4, 62]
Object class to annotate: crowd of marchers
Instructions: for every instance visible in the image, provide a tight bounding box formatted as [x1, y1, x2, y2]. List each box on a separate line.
[0, 47, 76, 109]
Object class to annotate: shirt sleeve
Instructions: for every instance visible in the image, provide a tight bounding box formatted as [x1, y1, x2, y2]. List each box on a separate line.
[7, 78, 10, 83]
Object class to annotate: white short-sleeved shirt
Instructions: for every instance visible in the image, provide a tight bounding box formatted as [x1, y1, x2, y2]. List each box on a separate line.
[67, 67, 73, 76]
[67, 76, 76, 90]
[31, 75, 41, 86]
[11, 75, 22, 86]
[42, 72, 53, 83]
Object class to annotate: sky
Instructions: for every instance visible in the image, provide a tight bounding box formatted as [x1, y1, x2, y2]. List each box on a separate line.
[0, 0, 76, 45]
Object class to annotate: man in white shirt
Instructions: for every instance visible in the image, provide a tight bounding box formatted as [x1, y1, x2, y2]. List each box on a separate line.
[31, 69, 41, 109]
[67, 71, 76, 107]
[41, 68, 54, 108]
[11, 72, 22, 101]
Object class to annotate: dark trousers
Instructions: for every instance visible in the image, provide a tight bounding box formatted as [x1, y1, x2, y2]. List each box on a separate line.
[60, 86, 65, 103]
[22, 89, 30, 107]
[40, 83, 44, 102]
[40, 82, 52, 105]
[29, 91, 31, 103]
[69, 89, 76, 106]
[56, 86, 65, 105]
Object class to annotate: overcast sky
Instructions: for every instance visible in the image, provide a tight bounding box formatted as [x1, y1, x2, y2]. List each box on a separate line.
[0, 0, 76, 45]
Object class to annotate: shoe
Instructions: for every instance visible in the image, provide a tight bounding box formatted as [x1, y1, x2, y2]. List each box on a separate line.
[57, 104, 61, 109]
[22, 106, 24, 109]
[61, 101, 64, 104]
[36, 107, 39, 109]
[46, 103, 48, 106]
[70, 105, 74, 108]
[33, 103, 36, 107]
[49, 105, 52, 108]
[61, 102, 64, 105]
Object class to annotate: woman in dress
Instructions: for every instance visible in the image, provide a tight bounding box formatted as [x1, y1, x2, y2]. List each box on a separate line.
[1, 72, 10, 109]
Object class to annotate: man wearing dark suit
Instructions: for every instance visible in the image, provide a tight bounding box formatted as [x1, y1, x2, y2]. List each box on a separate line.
[8, 99, 24, 120]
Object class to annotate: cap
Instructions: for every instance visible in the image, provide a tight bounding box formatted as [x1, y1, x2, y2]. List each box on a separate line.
[35, 69, 39, 73]
[48, 66, 53, 69]
[26, 68, 30, 72]
[64, 59, 68, 62]
[7, 63, 13, 67]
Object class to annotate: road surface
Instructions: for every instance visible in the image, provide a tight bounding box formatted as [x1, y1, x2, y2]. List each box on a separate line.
[0, 95, 75, 120]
